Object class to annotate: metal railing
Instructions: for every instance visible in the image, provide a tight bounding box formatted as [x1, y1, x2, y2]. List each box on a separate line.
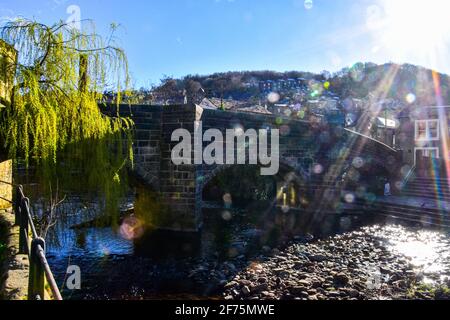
[1, 180, 62, 300]
[402, 165, 416, 190]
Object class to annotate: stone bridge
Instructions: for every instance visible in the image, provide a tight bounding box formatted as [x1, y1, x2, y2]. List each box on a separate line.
[103, 104, 400, 232]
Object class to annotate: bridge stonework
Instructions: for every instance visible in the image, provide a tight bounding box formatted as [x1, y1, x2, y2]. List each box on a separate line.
[103, 104, 399, 232]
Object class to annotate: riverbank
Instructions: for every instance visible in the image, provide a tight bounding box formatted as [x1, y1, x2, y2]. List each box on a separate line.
[222, 224, 450, 300]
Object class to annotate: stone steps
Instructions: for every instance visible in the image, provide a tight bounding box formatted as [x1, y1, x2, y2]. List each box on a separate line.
[402, 176, 450, 202]
[401, 190, 450, 202]
[403, 177, 450, 201]
[350, 198, 450, 228]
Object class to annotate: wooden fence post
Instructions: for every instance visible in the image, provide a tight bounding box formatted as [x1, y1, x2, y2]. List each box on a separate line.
[18, 196, 29, 254]
[14, 185, 22, 226]
[28, 237, 46, 300]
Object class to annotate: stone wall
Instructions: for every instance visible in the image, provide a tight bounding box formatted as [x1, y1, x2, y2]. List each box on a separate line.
[158, 105, 202, 231]
[0, 158, 12, 210]
[198, 108, 318, 184]
[0, 40, 15, 209]
[103, 104, 202, 231]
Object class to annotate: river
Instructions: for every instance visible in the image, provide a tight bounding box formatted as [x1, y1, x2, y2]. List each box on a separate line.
[20, 183, 450, 300]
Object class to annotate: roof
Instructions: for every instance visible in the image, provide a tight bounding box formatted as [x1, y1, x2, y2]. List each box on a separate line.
[198, 98, 219, 110]
[344, 128, 397, 152]
[398, 105, 450, 118]
[200, 98, 244, 111]
[376, 117, 397, 129]
[236, 105, 272, 115]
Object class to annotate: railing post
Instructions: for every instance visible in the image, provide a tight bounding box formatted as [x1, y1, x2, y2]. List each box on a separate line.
[28, 237, 46, 300]
[14, 185, 23, 226]
[18, 197, 29, 254]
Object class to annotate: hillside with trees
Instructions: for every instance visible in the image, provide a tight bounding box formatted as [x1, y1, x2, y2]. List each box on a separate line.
[130, 63, 450, 113]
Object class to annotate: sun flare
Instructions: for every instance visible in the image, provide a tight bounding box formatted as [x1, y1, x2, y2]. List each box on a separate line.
[370, 0, 450, 65]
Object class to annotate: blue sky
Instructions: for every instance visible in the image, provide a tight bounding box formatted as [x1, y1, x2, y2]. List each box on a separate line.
[2, 0, 450, 87]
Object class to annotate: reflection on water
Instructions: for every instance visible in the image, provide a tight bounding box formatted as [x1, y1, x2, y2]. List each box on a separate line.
[373, 225, 450, 284]
[43, 193, 331, 299]
[48, 227, 133, 258]
[45, 202, 134, 258]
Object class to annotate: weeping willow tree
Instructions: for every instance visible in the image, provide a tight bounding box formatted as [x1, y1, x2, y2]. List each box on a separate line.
[0, 19, 134, 221]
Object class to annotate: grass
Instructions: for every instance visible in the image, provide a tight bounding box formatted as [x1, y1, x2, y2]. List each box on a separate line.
[407, 282, 450, 300]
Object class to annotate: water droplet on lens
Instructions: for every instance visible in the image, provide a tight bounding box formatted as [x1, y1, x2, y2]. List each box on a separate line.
[223, 193, 233, 207]
[406, 93, 416, 104]
[222, 211, 232, 221]
[313, 164, 324, 174]
[352, 157, 364, 168]
[344, 193, 355, 203]
[304, 0, 313, 10]
[267, 92, 280, 103]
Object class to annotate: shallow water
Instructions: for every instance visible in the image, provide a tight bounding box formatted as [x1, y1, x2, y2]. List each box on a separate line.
[371, 224, 450, 284]
[44, 206, 285, 299]
[19, 183, 449, 300]
[43, 211, 450, 299]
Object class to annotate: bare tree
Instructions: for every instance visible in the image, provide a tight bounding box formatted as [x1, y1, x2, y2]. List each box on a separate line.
[37, 182, 66, 239]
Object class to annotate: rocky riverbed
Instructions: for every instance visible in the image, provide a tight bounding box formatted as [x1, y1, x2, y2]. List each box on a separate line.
[222, 224, 450, 300]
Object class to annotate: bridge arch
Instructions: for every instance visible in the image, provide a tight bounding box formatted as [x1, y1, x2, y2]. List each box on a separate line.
[198, 160, 312, 214]
[102, 104, 401, 232]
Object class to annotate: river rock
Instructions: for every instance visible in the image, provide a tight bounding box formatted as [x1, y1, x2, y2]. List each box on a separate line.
[224, 281, 238, 289]
[289, 286, 308, 295]
[309, 254, 328, 262]
[257, 277, 267, 283]
[241, 286, 251, 296]
[251, 283, 269, 293]
[334, 273, 350, 285]
[221, 225, 446, 301]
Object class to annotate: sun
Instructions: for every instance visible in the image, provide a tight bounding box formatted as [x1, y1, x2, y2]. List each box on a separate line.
[370, 0, 450, 65]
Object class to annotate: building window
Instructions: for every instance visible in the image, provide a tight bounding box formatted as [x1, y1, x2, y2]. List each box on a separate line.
[415, 120, 439, 141]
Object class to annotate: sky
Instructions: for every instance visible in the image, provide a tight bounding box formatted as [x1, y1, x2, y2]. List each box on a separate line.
[2, 0, 450, 88]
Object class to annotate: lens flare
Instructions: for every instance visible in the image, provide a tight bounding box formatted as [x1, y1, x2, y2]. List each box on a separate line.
[344, 193, 355, 204]
[267, 92, 280, 103]
[370, 0, 450, 68]
[352, 157, 365, 169]
[223, 193, 233, 207]
[406, 93, 416, 104]
[304, 0, 313, 10]
[313, 164, 324, 174]
[119, 217, 144, 241]
[221, 210, 232, 221]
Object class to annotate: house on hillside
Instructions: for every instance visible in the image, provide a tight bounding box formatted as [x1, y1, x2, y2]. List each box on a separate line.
[397, 105, 450, 167]
[259, 78, 307, 93]
[259, 80, 274, 93]
[287, 79, 297, 89]
[370, 117, 397, 148]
